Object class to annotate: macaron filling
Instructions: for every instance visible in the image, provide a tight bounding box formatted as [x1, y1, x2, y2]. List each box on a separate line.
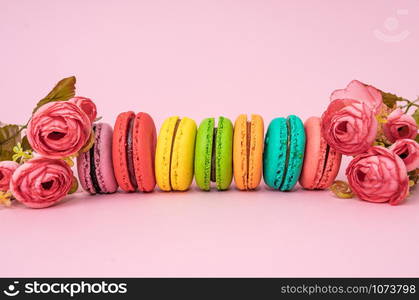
[282, 116, 306, 191]
[89, 125, 102, 193]
[278, 118, 291, 190]
[316, 143, 341, 189]
[316, 144, 331, 188]
[246, 121, 252, 183]
[210, 127, 217, 182]
[126, 115, 138, 189]
[168, 119, 182, 189]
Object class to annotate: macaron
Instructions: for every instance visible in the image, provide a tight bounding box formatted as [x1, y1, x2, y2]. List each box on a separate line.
[112, 111, 157, 192]
[299, 116, 342, 189]
[195, 116, 233, 191]
[77, 122, 118, 194]
[155, 116, 197, 191]
[263, 115, 306, 191]
[233, 114, 264, 190]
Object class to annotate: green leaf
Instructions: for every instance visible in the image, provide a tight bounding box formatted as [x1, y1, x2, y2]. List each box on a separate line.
[69, 176, 79, 194]
[408, 169, 418, 186]
[0, 125, 21, 161]
[21, 135, 32, 151]
[412, 108, 419, 126]
[32, 76, 76, 114]
[381, 92, 404, 109]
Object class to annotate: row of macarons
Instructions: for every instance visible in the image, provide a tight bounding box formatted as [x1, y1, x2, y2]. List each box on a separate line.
[77, 112, 342, 194]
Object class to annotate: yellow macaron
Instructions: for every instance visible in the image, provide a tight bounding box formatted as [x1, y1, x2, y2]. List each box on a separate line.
[155, 116, 197, 191]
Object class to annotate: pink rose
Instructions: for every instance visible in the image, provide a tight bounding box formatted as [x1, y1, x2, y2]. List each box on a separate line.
[69, 97, 97, 123]
[321, 99, 378, 156]
[330, 80, 382, 115]
[27, 101, 92, 158]
[389, 139, 419, 172]
[383, 109, 418, 143]
[346, 146, 409, 205]
[10, 157, 73, 208]
[0, 161, 19, 191]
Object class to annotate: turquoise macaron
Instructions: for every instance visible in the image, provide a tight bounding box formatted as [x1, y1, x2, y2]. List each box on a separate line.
[263, 115, 306, 191]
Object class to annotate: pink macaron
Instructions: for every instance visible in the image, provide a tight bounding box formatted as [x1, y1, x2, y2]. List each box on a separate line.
[77, 123, 118, 194]
[299, 116, 342, 189]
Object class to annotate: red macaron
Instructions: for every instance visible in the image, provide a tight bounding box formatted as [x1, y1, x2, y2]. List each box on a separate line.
[112, 111, 157, 192]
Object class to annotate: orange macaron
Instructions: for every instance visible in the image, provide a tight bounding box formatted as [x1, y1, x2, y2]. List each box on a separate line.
[233, 114, 264, 190]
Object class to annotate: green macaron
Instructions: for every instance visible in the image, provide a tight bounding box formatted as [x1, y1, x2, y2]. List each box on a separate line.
[194, 116, 233, 191]
[263, 115, 306, 191]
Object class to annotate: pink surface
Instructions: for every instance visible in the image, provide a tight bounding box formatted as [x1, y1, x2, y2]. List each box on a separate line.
[2, 189, 419, 277]
[1, 0, 419, 277]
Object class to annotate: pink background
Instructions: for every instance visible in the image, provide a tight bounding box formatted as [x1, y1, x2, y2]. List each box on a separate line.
[1, 0, 419, 277]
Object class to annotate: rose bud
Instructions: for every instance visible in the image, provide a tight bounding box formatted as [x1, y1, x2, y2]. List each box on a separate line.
[346, 146, 409, 205]
[321, 99, 378, 156]
[0, 161, 19, 191]
[330, 80, 382, 115]
[383, 109, 418, 143]
[69, 96, 97, 123]
[389, 139, 419, 172]
[27, 101, 92, 158]
[10, 157, 73, 208]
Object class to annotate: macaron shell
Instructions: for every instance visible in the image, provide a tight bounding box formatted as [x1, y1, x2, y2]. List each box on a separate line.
[247, 114, 264, 189]
[93, 123, 118, 193]
[170, 117, 197, 191]
[133, 112, 157, 192]
[317, 147, 342, 189]
[155, 116, 178, 191]
[263, 117, 288, 189]
[281, 115, 306, 191]
[313, 126, 329, 189]
[215, 116, 233, 190]
[233, 114, 248, 190]
[77, 147, 95, 194]
[112, 111, 136, 192]
[299, 117, 326, 189]
[194, 118, 214, 191]
[299, 116, 342, 189]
